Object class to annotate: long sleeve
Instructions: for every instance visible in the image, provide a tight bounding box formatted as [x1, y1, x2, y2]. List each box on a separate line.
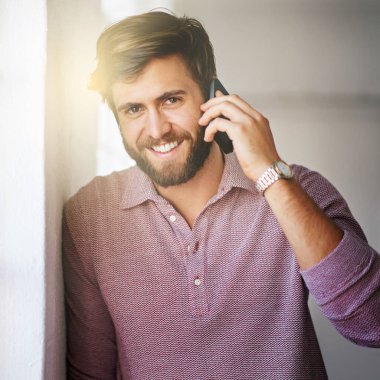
[62, 196, 118, 379]
[295, 165, 380, 347]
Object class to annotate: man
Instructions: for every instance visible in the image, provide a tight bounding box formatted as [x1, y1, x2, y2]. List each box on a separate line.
[63, 11, 380, 379]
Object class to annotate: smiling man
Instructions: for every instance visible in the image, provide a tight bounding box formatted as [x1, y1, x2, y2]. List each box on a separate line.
[62, 11, 380, 380]
[112, 54, 215, 191]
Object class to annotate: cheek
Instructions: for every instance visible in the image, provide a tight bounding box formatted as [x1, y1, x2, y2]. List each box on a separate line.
[167, 107, 201, 133]
[119, 123, 142, 147]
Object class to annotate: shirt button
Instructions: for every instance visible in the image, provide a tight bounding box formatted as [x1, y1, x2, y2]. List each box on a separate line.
[194, 277, 201, 286]
[169, 215, 177, 222]
[187, 245, 192, 253]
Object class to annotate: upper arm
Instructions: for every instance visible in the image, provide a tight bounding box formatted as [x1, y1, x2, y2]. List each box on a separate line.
[63, 200, 118, 379]
[293, 165, 366, 240]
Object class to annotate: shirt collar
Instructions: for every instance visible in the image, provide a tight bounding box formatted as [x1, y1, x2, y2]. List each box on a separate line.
[120, 166, 165, 209]
[120, 152, 257, 210]
[217, 152, 257, 195]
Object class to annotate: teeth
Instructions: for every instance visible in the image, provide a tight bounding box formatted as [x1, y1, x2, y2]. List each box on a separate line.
[152, 141, 178, 153]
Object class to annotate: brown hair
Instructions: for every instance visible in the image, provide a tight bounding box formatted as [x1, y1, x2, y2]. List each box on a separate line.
[89, 11, 217, 113]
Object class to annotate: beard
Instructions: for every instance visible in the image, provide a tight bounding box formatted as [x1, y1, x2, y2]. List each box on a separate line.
[122, 126, 212, 188]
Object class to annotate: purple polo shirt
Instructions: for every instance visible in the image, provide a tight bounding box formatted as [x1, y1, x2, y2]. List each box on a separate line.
[63, 153, 380, 380]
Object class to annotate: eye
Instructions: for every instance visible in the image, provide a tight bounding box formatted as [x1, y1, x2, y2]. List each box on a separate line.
[165, 97, 179, 105]
[127, 105, 141, 114]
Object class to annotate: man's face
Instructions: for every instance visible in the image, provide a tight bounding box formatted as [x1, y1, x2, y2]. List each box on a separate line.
[111, 54, 212, 188]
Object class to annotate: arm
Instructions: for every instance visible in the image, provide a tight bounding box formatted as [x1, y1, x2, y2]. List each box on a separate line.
[263, 176, 343, 270]
[63, 197, 117, 379]
[200, 92, 342, 270]
[199, 92, 380, 346]
[295, 165, 380, 347]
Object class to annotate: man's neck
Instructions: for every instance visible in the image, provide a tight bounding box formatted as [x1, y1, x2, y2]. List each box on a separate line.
[155, 143, 224, 227]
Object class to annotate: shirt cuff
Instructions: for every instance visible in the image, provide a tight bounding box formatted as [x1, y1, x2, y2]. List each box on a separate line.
[300, 230, 375, 305]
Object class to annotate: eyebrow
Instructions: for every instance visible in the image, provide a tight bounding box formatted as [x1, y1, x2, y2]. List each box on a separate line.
[116, 90, 187, 113]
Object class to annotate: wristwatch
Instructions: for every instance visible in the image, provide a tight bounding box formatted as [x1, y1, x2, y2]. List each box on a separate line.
[255, 160, 293, 194]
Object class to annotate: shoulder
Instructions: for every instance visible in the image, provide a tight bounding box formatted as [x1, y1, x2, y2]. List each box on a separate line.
[64, 165, 139, 219]
[71, 165, 139, 202]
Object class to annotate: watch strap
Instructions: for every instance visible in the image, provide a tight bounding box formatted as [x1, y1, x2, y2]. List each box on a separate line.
[255, 160, 293, 194]
[255, 166, 280, 193]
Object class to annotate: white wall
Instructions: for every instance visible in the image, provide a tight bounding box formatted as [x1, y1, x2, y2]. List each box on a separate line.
[0, 1, 46, 379]
[44, 1, 104, 378]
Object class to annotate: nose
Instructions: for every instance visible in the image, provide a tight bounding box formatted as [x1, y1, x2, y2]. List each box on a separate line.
[145, 108, 171, 140]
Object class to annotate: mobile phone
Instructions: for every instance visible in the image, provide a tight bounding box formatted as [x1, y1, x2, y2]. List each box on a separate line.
[208, 79, 234, 154]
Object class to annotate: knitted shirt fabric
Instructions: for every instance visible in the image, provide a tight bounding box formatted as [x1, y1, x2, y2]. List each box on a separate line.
[63, 153, 380, 380]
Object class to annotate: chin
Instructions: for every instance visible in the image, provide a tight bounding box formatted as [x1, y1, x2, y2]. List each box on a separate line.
[124, 127, 212, 187]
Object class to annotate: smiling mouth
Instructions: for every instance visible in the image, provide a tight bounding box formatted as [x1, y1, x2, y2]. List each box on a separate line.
[151, 140, 180, 153]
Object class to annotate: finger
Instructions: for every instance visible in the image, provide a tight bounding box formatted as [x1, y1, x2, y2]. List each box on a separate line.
[199, 101, 251, 126]
[204, 117, 237, 143]
[202, 94, 263, 121]
[201, 93, 263, 121]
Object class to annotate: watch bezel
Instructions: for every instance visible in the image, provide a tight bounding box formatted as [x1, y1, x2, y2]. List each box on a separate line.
[273, 160, 293, 179]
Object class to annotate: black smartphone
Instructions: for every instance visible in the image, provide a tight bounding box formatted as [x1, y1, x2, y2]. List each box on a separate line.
[208, 79, 234, 154]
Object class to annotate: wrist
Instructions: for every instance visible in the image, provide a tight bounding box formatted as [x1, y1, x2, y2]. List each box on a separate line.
[246, 156, 281, 183]
[255, 160, 293, 194]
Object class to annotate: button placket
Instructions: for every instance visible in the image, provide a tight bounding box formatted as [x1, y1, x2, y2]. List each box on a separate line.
[187, 236, 208, 316]
[186, 240, 200, 255]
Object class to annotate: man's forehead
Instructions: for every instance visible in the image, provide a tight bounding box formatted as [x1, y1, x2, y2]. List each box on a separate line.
[111, 55, 198, 104]
[124, 54, 192, 84]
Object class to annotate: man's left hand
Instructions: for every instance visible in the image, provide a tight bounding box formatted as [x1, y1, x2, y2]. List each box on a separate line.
[199, 91, 280, 181]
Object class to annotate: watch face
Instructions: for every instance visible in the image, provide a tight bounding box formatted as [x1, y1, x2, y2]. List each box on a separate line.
[276, 161, 293, 178]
